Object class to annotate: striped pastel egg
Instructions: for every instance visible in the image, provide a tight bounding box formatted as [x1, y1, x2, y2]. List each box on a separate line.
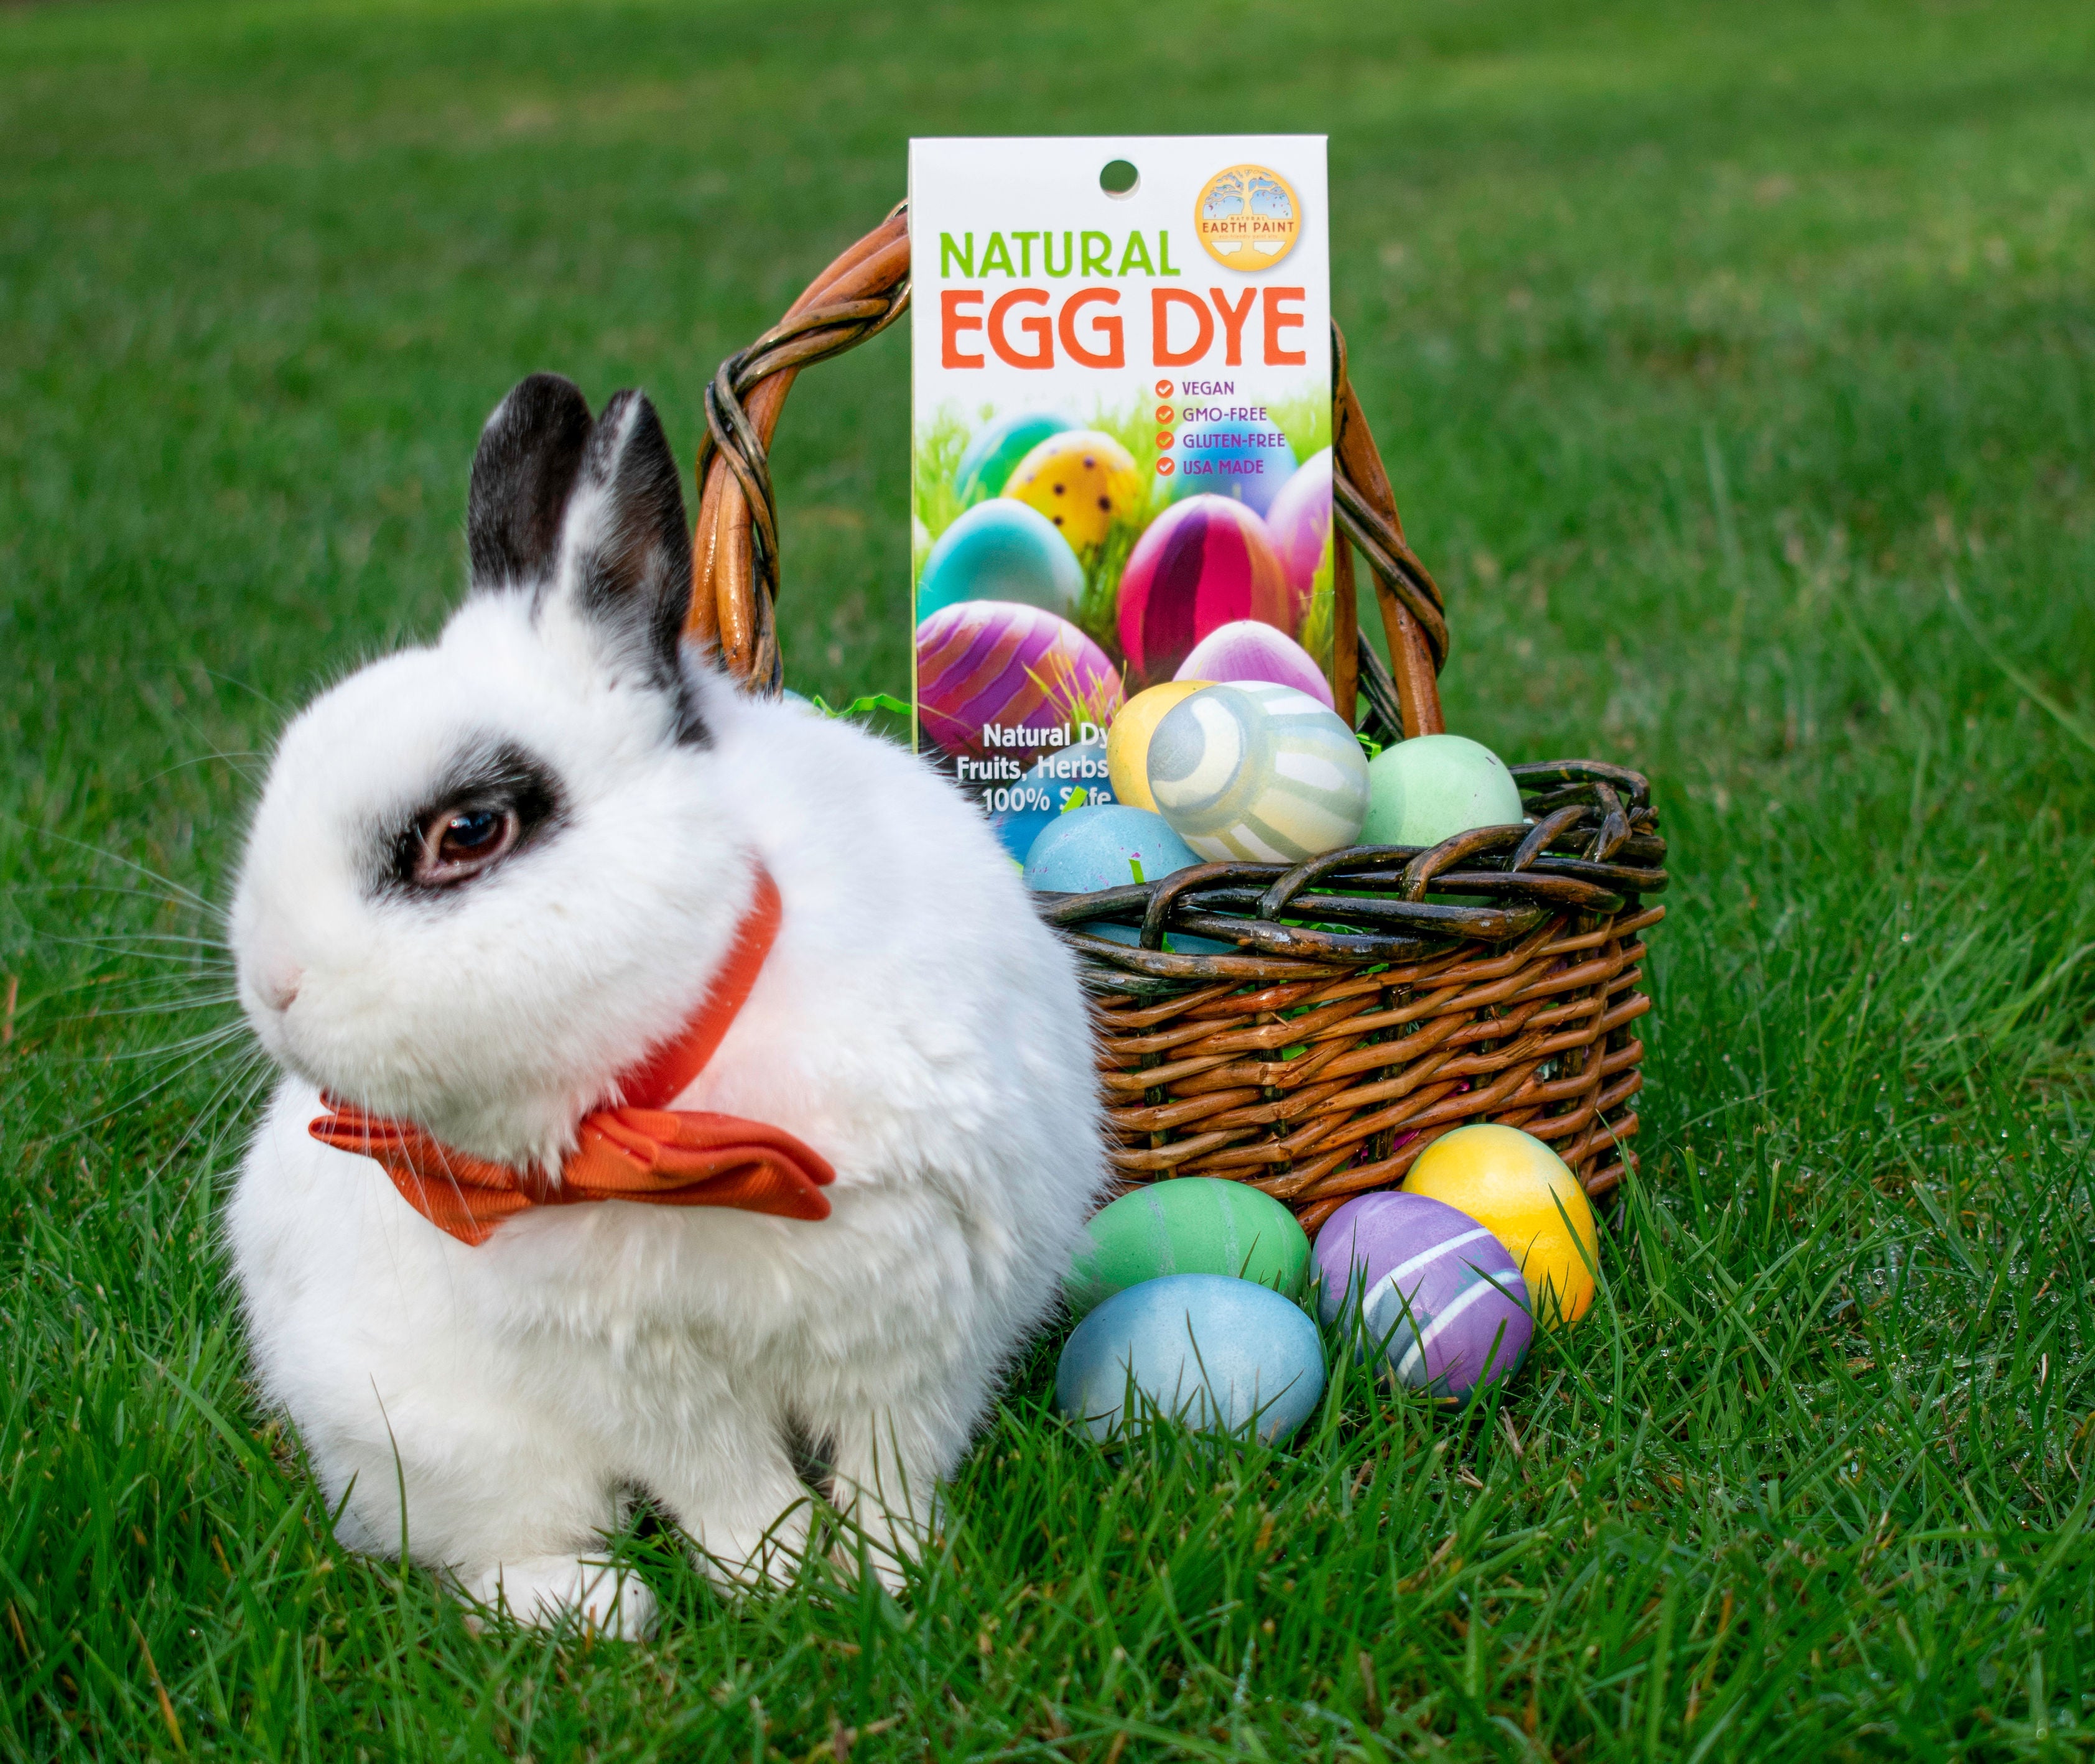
[1175, 620, 1333, 708]
[1146, 682, 1369, 862]
[1116, 495, 1291, 686]
[1312, 1191, 1532, 1400]
[916, 600, 1125, 761]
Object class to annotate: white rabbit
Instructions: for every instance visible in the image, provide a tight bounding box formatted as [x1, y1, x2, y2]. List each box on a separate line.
[227, 374, 1108, 1636]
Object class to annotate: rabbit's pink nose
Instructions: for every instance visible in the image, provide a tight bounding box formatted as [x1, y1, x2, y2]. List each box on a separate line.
[261, 965, 304, 1012]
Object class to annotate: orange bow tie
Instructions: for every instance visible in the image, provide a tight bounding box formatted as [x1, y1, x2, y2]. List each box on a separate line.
[309, 866, 833, 1246]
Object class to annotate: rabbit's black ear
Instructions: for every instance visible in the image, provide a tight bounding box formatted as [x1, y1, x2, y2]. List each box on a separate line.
[467, 374, 594, 589]
[554, 389, 702, 738]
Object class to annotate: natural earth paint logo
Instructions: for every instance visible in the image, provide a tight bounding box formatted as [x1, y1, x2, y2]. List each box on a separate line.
[1195, 165, 1301, 272]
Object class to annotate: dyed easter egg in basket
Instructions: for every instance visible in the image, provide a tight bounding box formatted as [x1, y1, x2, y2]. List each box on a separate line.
[956, 410, 1075, 503]
[1312, 1191, 1532, 1400]
[1117, 495, 1291, 686]
[1146, 682, 1368, 863]
[1054, 1273, 1325, 1444]
[1404, 1124, 1599, 1329]
[1264, 445, 1332, 620]
[1004, 430, 1143, 555]
[1175, 620, 1333, 708]
[1021, 805, 1229, 951]
[1168, 415, 1297, 517]
[988, 736, 1113, 863]
[916, 498, 1084, 623]
[1066, 1178, 1311, 1320]
[1106, 680, 1210, 812]
[916, 600, 1124, 761]
[1359, 733, 1526, 850]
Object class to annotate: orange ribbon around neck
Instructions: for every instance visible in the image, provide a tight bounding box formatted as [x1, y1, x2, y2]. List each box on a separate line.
[309, 867, 834, 1246]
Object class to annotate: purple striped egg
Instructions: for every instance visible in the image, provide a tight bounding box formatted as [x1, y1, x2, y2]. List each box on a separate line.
[1312, 1191, 1531, 1399]
[916, 600, 1125, 761]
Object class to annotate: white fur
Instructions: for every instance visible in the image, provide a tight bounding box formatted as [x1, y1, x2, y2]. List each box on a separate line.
[228, 583, 1107, 1630]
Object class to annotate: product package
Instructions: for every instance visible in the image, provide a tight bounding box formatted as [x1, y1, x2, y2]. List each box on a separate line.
[908, 135, 1334, 859]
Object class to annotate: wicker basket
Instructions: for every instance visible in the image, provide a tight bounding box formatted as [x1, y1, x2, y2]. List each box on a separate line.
[685, 205, 1666, 1232]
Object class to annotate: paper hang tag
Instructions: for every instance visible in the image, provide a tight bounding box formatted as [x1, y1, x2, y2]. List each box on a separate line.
[907, 136, 1334, 865]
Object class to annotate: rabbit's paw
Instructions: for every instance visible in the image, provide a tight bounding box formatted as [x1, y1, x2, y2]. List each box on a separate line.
[458, 1554, 657, 1639]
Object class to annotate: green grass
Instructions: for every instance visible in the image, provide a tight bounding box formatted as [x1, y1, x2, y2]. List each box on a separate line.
[4, 0, 2095, 1755]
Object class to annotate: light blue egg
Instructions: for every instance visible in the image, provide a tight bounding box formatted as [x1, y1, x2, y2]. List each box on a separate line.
[916, 499, 1085, 623]
[1148, 682, 1369, 863]
[956, 411, 1078, 503]
[1055, 1273, 1326, 1444]
[1169, 415, 1297, 516]
[988, 738, 1115, 863]
[1023, 805, 1230, 951]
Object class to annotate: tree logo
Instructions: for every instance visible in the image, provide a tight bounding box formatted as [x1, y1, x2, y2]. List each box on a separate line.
[1194, 165, 1302, 272]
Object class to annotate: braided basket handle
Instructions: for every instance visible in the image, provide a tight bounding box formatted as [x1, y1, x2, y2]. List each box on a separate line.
[687, 205, 1449, 737]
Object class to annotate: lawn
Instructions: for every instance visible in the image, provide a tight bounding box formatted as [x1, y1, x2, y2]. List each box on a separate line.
[4, 0, 2094, 1756]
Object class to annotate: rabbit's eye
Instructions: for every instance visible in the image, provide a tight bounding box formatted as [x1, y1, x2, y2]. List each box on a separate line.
[413, 804, 519, 887]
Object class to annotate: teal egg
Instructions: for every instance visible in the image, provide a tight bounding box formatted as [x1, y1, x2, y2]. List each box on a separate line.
[916, 499, 1084, 622]
[1054, 1274, 1326, 1444]
[989, 738, 1115, 863]
[1066, 1179, 1311, 1319]
[1147, 682, 1370, 863]
[1023, 805, 1230, 951]
[956, 411, 1077, 503]
[1359, 734, 1526, 849]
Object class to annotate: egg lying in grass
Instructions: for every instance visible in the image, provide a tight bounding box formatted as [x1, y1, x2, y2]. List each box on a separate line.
[1175, 619, 1333, 708]
[1146, 682, 1369, 863]
[1117, 496, 1291, 686]
[1065, 1179, 1311, 1320]
[1265, 445, 1332, 620]
[1021, 805, 1229, 951]
[915, 600, 1123, 761]
[1403, 1124, 1599, 1329]
[1169, 415, 1297, 518]
[1004, 430, 1143, 555]
[1312, 1191, 1532, 1399]
[955, 410, 1075, 503]
[1054, 1273, 1325, 1444]
[915, 499, 1084, 622]
[1106, 680, 1211, 812]
[988, 737, 1113, 863]
[1359, 733, 1527, 850]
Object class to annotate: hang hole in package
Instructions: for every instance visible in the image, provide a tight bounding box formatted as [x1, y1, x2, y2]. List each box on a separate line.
[908, 136, 1334, 861]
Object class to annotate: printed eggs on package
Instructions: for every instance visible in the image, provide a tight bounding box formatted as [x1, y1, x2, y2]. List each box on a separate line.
[1065, 1179, 1311, 1320]
[1147, 682, 1368, 863]
[915, 600, 1123, 760]
[1404, 1124, 1599, 1329]
[1117, 494, 1291, 685]
[1264, 445, 1332, 620]
[915, 499, 1084, 623]
[988, 736, 1113, 863]
[1055, 1273, 1326, 1444]
[1175, 619, 1333, 708]
[1168, 414, 1297, 517]
[956, 410, 1075, 503]
[1003, 430, 1142, 555]
[1360, 733, 1527, 850]
[1105, 680, 1210, 812]
[1313, 1191, 1532, 1400]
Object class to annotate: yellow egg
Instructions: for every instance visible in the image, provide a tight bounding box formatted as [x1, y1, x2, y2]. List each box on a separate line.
[1107, 680, 1211, 812]
[1403, 1124, 1599, 1328]
[1004, 430, 1142, 555]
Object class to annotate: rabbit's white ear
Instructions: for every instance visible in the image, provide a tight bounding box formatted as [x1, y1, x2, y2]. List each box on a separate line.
[468, 373, 595, 590]
[551, 388, 702, 737]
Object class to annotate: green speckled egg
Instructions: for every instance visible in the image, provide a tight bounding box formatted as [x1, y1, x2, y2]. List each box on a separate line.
[1064, 1178, 1311, 1319]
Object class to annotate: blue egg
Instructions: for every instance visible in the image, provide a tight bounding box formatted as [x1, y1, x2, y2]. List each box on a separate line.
[988, 738, 1115, 863]
[1169, 415, 1298, 517]
[1055, 1274, 1326, 1444]
[956, 411, 1077, 503]
[1023, 805, 1230, 951]
[917, 499, 1085, 623]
